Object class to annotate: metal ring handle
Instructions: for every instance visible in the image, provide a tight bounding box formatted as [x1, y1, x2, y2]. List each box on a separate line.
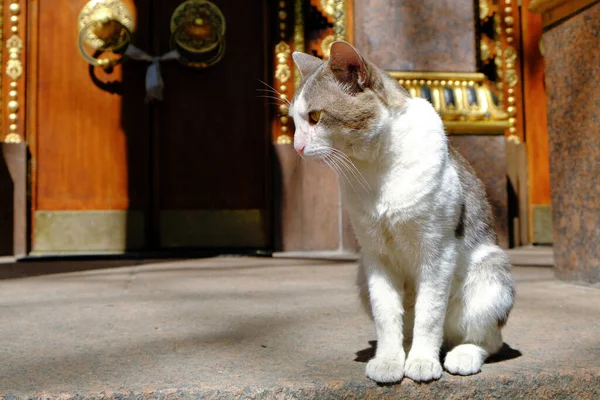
[170, 22, 226, 69]
[169, 0, 226, 69]
[77, 0, 135, 70]
[78, 20, 132, 69]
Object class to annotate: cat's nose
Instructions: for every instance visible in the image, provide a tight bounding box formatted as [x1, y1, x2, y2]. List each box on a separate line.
[294, 141, 305, 154]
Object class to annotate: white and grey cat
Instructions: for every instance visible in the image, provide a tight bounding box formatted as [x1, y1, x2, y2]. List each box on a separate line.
[289, 42, 515, 383]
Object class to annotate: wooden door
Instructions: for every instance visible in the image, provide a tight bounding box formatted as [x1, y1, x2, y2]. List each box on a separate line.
[154, 1, 270, 249]
[28, 0, 271, 255]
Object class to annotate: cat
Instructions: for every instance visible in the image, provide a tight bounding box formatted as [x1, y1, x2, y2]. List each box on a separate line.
[288, 41, 515, 383]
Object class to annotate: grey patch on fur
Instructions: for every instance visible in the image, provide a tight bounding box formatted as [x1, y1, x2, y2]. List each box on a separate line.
[449, 147, 497, 248]
[454, 203, 466, 239]
[498, 315, 508, 328]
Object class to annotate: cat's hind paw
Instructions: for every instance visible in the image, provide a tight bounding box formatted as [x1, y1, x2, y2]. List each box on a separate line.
[443, 344, 485, 376]
[404, 357, 443, 382]
[365, 357, 404, 383]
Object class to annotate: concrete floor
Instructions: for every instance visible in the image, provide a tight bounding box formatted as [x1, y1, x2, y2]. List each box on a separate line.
[0, 257, 598, 399]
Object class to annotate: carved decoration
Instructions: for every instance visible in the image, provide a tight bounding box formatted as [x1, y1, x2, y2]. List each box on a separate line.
[4, 1, 23, 143]
[477, 0, 521, 141]
[272, 0, 294, 144]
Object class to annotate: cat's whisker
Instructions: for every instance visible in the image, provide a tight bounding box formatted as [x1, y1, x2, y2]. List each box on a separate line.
[328, 150, 371, 192]
[323, 152, 361, 195]
[329, 154, 369, 193]
[257, 95, 291, 106]
[321, 156, 349, 188]
[256, 88, 286, 97]
[297, 147, 363, 196]
[257, 80, 291, 104]
[257, 79, 282, 94]
[331, 148, 371, 190]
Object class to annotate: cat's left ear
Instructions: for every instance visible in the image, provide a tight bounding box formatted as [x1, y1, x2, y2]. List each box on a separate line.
[292, 52, 324, 79]
[328, 41, 368, 87]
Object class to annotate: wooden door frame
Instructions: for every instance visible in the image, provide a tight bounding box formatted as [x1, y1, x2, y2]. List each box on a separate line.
[1, 0, 278, 256]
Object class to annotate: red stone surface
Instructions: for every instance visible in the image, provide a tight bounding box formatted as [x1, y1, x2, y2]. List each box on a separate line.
[543, 3, 600, 284]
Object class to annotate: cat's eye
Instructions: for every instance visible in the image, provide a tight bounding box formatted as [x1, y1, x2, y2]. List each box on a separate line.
[308, 110, 321, 123]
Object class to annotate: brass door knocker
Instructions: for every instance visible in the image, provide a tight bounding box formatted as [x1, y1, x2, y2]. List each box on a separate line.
[77, 0, 135, 70]
[170, 0, 226, 69]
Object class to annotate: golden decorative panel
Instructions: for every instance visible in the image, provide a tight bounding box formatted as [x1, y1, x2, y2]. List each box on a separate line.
[391, 72, 510, 134]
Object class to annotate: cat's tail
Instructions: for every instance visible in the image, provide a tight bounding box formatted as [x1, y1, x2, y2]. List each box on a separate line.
[461, 244, 516, 350]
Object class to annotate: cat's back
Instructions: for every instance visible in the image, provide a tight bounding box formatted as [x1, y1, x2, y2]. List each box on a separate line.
[449, 147, 497, 249]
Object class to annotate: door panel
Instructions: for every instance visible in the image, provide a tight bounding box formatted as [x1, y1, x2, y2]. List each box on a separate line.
[155, 1, 270, 248]
[33, 0, 151, 253]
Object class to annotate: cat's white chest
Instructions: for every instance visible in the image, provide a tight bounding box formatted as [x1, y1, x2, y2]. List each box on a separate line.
[346, 191, 425, 267]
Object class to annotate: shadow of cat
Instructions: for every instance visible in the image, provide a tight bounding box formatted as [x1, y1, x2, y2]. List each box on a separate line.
[354, 340, 522, 364]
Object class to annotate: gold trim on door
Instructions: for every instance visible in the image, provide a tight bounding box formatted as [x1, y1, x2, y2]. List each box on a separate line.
[160, 210, 267, 248]
[32, 210, 145, 255]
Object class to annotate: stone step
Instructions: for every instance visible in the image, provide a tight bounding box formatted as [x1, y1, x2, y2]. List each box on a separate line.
[0, 257, 598, 399]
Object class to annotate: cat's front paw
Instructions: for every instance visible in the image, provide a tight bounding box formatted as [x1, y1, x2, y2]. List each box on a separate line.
[443, 345, 485, 376]
[404, 357, 443, 382]
[365, 357, 404, 383]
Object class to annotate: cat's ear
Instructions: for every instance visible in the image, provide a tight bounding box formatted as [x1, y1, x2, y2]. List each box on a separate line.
[292, 52, 324, 79]
[328, 41, 368, 87]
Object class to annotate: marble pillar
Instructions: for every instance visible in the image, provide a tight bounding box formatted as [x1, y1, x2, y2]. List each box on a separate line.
[541, 2, 600, 284]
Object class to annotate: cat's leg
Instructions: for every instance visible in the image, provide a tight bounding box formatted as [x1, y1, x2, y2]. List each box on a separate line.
[443, 245, 515, 375]
[404, 241, 456, 382]
[362, 255, 406, 383]
[356, 261, 373, 319]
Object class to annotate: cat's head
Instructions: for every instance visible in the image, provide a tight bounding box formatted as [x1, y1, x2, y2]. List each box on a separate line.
[289, 41, 408, 161]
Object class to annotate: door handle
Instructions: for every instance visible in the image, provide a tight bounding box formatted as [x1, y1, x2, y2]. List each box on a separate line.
[77, 0, 135, 70]
[170, 0, 226, 69]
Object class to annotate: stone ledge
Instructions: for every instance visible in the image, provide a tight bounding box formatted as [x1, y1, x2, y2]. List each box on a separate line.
[0, 258, 598, 399]
[5, 372, 599, 400]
